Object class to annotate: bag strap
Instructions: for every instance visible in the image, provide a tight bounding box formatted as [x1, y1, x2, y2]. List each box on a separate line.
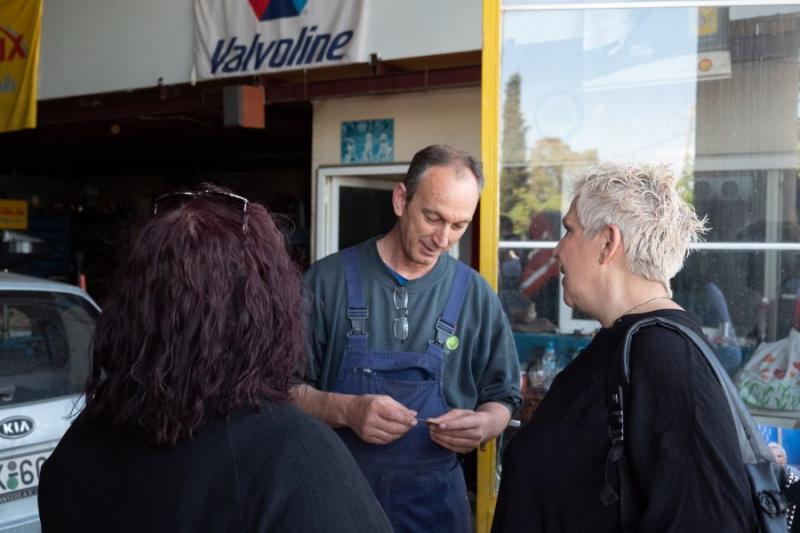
[599, 321, 639, 531]
[601, 316, 792, 530]
[789, 480, 800, 533]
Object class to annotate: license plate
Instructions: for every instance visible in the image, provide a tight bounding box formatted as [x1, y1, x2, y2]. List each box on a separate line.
[0, 449, 51, 504]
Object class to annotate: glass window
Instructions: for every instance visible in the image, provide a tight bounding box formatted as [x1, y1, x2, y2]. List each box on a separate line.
[498, 5, 800, 427]
[673, 250, 800, 374]
[502, 0, 684, 5]
[499, 4, 800, 329]
[0, 291, 97, 405]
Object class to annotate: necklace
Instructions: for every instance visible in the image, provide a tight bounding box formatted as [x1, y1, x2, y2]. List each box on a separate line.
[620, 295, 671, 318]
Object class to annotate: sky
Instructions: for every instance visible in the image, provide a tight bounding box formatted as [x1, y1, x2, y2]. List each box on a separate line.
[501, 7, 705, 169]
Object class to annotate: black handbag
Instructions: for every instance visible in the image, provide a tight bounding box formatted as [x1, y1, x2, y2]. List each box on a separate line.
[599, 316, 798, 532]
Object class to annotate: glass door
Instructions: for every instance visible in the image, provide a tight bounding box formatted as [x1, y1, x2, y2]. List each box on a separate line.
[333, 177, 398, 251]
[315, 164, 407, 260]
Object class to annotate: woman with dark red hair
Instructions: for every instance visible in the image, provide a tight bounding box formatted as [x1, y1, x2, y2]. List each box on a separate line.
[38, 186, 392, 533]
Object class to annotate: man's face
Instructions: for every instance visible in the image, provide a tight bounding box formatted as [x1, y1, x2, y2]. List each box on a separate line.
[393, 165, 480, 268]
[552, 199, 604, 311]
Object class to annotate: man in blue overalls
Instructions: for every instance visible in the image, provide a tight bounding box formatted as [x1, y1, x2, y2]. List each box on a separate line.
[294, 145, 521, 533]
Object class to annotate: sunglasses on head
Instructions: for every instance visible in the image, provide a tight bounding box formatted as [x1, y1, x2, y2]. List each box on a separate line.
[153, 190, 249, 231]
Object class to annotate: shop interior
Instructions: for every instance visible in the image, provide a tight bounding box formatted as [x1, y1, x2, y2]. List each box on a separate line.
[0, 99, 312, 306]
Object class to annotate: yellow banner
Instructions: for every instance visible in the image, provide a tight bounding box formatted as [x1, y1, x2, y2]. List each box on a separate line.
[0, 200, 28, 230]
[698, 7, 719, 37]
[0, 0, 42, 133]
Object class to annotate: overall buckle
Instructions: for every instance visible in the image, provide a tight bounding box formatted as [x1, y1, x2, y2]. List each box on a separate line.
[347, 307, 369, 334]
[434, 318, 455, 346]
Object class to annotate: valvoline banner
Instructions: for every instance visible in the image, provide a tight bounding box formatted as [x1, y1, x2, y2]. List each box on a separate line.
[0, 0, 42, 133]
[194, 0, 368, 79]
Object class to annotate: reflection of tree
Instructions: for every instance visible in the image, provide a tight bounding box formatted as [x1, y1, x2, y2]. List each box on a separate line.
[508, 138, 597, 235]
[678, 161, 695, 205]
[502, 74, 527, 166]
[500, 73, 598, 235]
[501, 73, 530, 234]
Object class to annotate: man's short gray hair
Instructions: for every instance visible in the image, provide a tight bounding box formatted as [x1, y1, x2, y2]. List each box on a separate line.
[404, 145, 484, 201]
[572, 163, 708, 295]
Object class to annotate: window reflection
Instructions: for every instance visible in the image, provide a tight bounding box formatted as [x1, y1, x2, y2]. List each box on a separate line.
[674, 250, 800, 346]
[498, 5, 800, 422]
[498, 241, 559, 331]
[497, 2, 800, 491]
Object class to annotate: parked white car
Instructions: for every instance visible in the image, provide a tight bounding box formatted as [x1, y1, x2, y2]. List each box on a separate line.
[0, 273, 99, 533]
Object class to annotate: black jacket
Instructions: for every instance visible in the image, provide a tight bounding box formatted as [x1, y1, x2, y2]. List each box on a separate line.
[39, 402, 392, 533]
[493, 309, 759, 533]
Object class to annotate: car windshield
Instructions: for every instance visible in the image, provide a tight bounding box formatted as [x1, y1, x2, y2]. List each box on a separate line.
[0, 291, 97, 406]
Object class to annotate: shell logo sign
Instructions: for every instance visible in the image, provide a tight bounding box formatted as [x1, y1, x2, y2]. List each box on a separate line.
[0, 200, 27, 230]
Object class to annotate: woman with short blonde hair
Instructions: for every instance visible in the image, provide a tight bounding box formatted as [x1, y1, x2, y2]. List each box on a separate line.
[493, 163, 759, 533]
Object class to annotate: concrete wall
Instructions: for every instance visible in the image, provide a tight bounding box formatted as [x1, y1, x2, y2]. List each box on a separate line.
[38, 0, 481, 100]
[312, 87, 480, 168]
[696, 58, 799, 162]
[311, 86, 481, 262]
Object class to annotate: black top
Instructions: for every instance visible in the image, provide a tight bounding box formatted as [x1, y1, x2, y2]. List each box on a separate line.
[38, 402, 393, 533]
[492, 309, 759, 533]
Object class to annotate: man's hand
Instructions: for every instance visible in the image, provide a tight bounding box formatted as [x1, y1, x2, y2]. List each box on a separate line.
[426, 402, 511, 454]
[426, 409, 492, 453]
[345, 394, 418, 445]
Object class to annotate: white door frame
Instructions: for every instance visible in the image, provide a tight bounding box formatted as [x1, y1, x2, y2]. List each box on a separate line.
[314, 164, 408, 261]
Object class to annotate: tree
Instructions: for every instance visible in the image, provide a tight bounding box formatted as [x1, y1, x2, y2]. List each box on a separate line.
[498, 74, 598, 237]
[501, 73, 527, 166]
[507, 137, 597, 235]
[500, 73, 530, 230]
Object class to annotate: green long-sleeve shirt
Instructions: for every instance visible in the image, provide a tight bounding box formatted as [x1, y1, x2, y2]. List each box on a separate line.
[305, 237, 521, 414]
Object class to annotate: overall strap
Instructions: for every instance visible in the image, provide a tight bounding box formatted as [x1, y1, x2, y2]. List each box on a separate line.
[341, 247, 368, 336]
[430, 262, 472, 348]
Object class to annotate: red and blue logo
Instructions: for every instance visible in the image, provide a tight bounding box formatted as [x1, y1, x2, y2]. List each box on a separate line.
[248, 0, 308, 22]
[211, 0, 354, 74]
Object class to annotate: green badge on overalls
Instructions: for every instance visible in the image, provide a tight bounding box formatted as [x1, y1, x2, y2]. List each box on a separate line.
[445, 335, 459, 351]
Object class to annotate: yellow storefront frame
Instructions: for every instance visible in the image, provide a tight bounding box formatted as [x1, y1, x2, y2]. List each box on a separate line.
[476, 0, 501, 532]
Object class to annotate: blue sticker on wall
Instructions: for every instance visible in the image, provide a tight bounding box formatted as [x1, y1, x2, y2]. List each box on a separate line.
[341, 118, 394, 163]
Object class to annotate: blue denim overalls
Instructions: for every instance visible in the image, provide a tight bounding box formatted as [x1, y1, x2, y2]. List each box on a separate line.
[332, 247, 472, 533]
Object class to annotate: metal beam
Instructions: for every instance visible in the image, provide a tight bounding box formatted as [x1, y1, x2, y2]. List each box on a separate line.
[261, 65, 480, 102]
[34, 64, 481, 126]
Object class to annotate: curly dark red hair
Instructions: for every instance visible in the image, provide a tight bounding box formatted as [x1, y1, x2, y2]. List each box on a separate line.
[82, 185, 305, 445]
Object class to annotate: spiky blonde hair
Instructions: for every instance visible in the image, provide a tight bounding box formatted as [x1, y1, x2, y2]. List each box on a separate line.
[573, 163, 708, 296]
